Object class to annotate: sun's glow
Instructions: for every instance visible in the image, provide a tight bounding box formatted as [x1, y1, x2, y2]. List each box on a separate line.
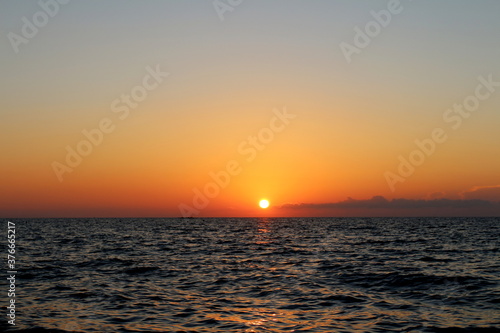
[259, 199, 270, 209]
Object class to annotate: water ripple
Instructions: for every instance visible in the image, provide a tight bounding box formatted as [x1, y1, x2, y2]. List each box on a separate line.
[2, 217, 499, 332]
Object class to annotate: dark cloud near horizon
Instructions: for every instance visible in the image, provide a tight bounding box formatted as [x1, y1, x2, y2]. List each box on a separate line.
[278, 196, 500, 210]
[462, 185, 500, 202]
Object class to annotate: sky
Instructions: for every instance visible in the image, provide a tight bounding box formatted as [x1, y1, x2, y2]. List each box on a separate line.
[1, 0, 500, 217]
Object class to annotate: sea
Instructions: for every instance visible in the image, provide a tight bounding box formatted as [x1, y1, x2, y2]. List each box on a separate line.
[1, 217, 499, 332]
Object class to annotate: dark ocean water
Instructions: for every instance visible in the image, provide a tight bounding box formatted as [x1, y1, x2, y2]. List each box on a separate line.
[1, 217, 499, 332]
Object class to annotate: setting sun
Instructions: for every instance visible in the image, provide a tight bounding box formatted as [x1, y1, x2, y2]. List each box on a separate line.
[259, 199, 270, 209]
